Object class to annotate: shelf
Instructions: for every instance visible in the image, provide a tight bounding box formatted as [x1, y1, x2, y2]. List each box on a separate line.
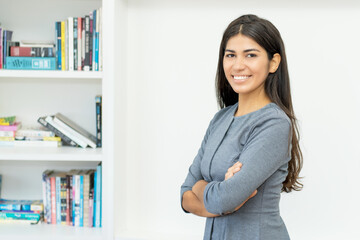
[0, 223, 103, 240]
[0, 70, 103, 79]
[0, 146, 102, 161]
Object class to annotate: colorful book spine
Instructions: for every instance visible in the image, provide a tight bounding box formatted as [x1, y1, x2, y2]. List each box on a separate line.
[0, 211, 41, 221]
[68, 17, 74, 71]
[0, 131, 15, 137]
[45, 175, 52, 223]
[79, 174, 84, 227]
[61, 21, 65, 71]
[73, 17, 78, 71]
[56, 176, 61, 224]
[56, 21, 62, 70]
[50, 177, 56, 224]
[95, 95, 102, 147]
[84, 15, 90, 71]
[0, 122, 21, 131]
[10, 46, 54, 57]
[73, 174, 80, 226]
[60, 177, 67, 225]
[0, 27, 3, 69]
[77, 17, 82, 70]
[94, 164, 101, 227]
[5, 57, 56, 70]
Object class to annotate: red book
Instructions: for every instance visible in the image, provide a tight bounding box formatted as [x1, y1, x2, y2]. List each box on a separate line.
[10, 46, 34, 57]
[50, 177, 57, 224]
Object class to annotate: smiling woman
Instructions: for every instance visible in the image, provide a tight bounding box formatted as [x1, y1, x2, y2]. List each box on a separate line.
[181, 14, 303, 240]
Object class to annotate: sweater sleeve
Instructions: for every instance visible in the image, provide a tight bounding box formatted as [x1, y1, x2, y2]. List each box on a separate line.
[180, 118, 214, 213]
[203, 116, 291, 215]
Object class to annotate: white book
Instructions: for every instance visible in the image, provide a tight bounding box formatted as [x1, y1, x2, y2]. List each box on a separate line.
[45, 116, 88, 148]
[65, 20, 69, 70]
[68, 17, 74, 71]
[14, 140, 61, 147]
[53, 113, 97, 149]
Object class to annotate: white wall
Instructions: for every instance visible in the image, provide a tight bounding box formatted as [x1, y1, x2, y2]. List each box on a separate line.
[119, 1, 360, 239]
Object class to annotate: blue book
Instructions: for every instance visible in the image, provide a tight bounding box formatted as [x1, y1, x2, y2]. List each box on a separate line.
[56, 176, 61, 224]
[93, 170, 97, 226]
[94, 32, 99, 71]
[0, 211, 41, 221]
[79, 174, 84, 227]
[55, 22, 62, 70]
[6, 57, 56, 70]
[95, 164, 101, 227]
[0, 199, 43, 212]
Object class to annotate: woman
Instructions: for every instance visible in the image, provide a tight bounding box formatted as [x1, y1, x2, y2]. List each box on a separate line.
[180, 14, 303, 240]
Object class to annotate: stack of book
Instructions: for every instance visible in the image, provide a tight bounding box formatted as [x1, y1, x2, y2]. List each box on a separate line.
[55, 8, 102, 71]
[0, 116, 61, 147]
[42, 164, 102, 227]
[38, 113, 97, 148]
[0, 26, 56, 70]
[0, 199, 43, 224]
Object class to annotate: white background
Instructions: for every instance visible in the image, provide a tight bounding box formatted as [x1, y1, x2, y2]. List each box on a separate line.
[119, 0, 360, 239]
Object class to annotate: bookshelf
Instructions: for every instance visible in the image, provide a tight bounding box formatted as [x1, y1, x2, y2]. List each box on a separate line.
[0, 0, 123, 239]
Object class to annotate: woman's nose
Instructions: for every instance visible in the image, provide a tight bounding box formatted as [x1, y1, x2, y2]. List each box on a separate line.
[233, 57, 245, 70]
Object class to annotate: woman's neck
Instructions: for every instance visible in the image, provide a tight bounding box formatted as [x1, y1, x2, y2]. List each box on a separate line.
[235, 91, 272, 117]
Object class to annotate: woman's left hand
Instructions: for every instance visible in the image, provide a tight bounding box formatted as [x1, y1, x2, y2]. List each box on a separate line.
[225, 161, 242, 180]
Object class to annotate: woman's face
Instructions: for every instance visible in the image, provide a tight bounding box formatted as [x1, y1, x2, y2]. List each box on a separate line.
[223, 33, 276, 97]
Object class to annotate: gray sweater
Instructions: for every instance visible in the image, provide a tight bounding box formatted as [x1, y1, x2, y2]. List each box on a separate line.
[181, 102, 291, 240]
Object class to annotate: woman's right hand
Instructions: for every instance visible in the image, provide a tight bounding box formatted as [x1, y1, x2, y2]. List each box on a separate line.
[224, 161, 258, 212]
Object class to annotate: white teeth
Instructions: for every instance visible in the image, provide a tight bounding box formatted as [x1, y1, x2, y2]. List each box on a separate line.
[233, 75, 250, 80]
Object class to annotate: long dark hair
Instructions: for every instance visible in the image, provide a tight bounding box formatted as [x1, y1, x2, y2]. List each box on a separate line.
[216, 14, 303, 192]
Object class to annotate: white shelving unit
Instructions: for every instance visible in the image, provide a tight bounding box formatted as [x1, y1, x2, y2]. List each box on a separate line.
[0, 0, 124, 239]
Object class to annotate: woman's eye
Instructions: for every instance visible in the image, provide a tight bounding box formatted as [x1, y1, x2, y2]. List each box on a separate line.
[246, 53, 257, 58]
[225, 54, 235, 58]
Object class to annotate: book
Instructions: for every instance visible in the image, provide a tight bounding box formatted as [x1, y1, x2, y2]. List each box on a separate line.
[5, 57, 56, 70]
[0, 199, 43, 212]
[53, 113, 97, 148]
[0, 131, 15, 137]
[61, 21, 65, 71]
[0, 175, 2, 199]
[68, 17, 74, 71]
[0, 27, 3, 69]
[94, 163, 102, 227]
[42, 170, 53, 223]
[0, 122, 21, 131]
[2, 30, 13, 69]
[55, 21, 62, 70]
[66, 173, 73, 226]
[73, 17, 78, 71]
[16, 129, 55, 138]
[84, 15, 90, 71]
[10, 46, 54, 57]
[82, 169, 95, 227]
[45, 115, 88, 148]
[77, 17, 82, 71]
[95, 95, 102, 147]
[38, 116, 78, 147]
[20, 40, 55, 48]
[72, 170, 83, 227]
[0, 140, 61, 147]
[0, 211, 41, 223]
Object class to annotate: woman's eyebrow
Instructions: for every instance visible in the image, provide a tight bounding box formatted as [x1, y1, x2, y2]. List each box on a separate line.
[225, 48, 261, 53]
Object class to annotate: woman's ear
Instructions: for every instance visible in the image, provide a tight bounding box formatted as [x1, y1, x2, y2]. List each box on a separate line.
[269, 53, 281, 73]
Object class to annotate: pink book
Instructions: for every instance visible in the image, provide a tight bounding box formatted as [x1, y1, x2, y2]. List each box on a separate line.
[50, 177, 57, 224]
[0, 122, 22, 131]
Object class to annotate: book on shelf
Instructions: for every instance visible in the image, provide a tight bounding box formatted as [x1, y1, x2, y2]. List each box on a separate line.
[10, 46, 54, 57]
[95, 95, 102, 147]
[0, 199, 43, 212]
[38, 116, 78, 147]
[0, 27, 3, 69]
[0, 175, 2, 199]
[2, 29, 13, 69]
[41, 168, 101, 227]
[94, 163, 102, 227]
[53, 113, 97, 148]
[0, 211, 41, 224]
[0, 122, 21, 131]
[5, 57, 56, 70]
